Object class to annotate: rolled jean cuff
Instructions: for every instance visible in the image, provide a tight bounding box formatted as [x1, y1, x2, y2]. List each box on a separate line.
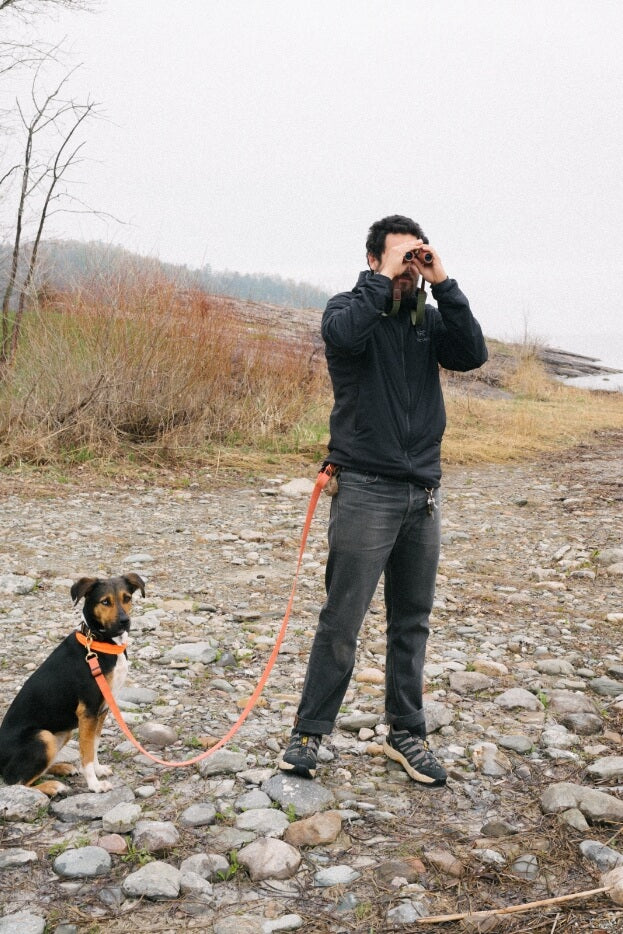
[294, 715, 334, 736]
[385, 707, 427, 737]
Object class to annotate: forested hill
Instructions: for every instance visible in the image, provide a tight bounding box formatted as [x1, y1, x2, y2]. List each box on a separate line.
[0, 239, 331, 310]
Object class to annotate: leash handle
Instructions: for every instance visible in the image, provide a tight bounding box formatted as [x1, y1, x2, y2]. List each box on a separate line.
[86, 465, 336, 768]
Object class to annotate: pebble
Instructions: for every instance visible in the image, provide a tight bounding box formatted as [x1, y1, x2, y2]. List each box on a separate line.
[511, 853, 540, 879]
[180, 852, 229, 880]
[313, 864, 361, 886]
[132, 819, 180, 853]
[541, 782, 623, 822]
[235, 807, 290, 837]
[579, 840, 623, 871]
[262, 773, 335, 818]
[283, 811, 342, 847]
[586, 756, 623, 781]
[102, 801, 142, 833]
[53, 846, 111, 878]
[238, 838, 302, 881]
[0, 848, 37, 869]
[494, 688, 544, 711]
[0, 913, 46, 934]
[122, 860, 181, 899]
[50, 786, 135, 823]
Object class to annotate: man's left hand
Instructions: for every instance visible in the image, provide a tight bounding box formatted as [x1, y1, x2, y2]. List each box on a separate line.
[408, 246, 447, 286]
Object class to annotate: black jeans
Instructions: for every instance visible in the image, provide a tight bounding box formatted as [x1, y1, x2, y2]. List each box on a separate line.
[295, 469, 441, 738]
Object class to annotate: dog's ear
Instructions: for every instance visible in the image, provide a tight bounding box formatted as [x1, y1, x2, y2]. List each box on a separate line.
[71, 577, 100, 605]
[123, 573, 145, 598]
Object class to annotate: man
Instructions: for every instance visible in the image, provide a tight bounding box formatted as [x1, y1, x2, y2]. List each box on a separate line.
[279, 215, 488, 786]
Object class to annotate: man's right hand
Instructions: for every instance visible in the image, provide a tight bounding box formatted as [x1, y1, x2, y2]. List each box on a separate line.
[376, 238, 425, 280]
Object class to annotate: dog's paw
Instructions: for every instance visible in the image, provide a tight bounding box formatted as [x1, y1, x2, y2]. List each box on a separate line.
[88, 778, 113, 793]
[49, 762, 79, 777]
[35, 780, 70, 797]
[82, 762, 113, 793]
[94, 764, 113, 778]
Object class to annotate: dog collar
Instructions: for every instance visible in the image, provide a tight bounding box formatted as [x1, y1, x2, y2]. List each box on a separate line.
[75, 631, 127, 655]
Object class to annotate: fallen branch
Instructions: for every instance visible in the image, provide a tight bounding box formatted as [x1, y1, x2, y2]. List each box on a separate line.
[413, 886, 609, 924]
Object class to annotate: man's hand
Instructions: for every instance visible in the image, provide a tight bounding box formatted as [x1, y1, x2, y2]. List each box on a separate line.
[376, 238, 424, 280]
[375, 237, 448, 286]
[408, 244, 447, 286]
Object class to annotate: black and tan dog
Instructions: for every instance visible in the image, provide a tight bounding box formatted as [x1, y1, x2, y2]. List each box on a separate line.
[0, 574, 144, 796]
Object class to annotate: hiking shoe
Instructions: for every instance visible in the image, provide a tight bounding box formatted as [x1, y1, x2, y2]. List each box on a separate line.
[383, 728, 447, 787]
[278, 731, 321, 779]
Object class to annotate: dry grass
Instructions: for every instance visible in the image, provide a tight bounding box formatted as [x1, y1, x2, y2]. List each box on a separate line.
[0, 275, 622, 473]
[443, 354, 623, 465]
[0, 274, 327, 467]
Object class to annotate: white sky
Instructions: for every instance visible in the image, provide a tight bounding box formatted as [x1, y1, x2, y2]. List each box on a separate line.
[3, 0, 623, 365]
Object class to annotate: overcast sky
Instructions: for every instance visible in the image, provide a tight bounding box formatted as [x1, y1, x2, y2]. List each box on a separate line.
[3, 0, 623, 366]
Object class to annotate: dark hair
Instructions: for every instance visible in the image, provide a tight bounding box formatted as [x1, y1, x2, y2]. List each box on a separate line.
[365, 215, 428, 261]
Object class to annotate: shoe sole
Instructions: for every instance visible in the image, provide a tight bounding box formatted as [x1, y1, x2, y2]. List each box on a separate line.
[278, 759, 316, 779]
[383, 740, 446, 787]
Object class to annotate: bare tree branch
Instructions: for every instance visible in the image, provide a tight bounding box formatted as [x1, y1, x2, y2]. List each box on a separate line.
[0, 1, 94, 15]
[1, 70, 97, 368]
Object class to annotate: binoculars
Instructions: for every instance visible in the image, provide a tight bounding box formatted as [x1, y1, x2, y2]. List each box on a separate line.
[404, 248, 433, 264]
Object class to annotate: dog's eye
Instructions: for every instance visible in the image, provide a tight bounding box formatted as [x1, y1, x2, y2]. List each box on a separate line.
[100, 597, 112, 606]
[122, 594, 132, 604]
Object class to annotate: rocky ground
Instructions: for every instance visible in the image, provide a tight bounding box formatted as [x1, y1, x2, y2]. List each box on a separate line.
[1, 430, 623, 933]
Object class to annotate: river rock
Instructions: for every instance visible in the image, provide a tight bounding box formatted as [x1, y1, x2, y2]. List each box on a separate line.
[179, 803, 217, 827]
[0, 912, 45, 934]
[0, 848, 38, 869]
[53, 846, 111, 878]
[424, 699, 454, 731]
[536, 658, 575, 676]
[471, 742, 512, 776]
[163, 642, 218, 664]
[238, 837, 301, 881]
[494, 688, 544, 710]
[449, 671, 494, 694]
[179, 869, 214, 897]
[590, 676, 623, 696]
[586, 756, 623, 781]
[283, 811, 342, 847]
[579, 840, 623, 871]
[134, 721, 178, 747]
[180, 852, 229, 881]
[541, 782, 623, 822]
[197, 749, 247, 777]
[0, 574, 37, 594]
[547, 690, 601, 715]
[262, 773, 335, 817]
[50, 785, 135, 822]
[337, 712, 379, 731]
[102, 801, 142, 833]
[132, 820, 180, 853]
[314, 864, 361, 886]
[0, 785, 49, 821]
[122, 860, 181, 899]
[235, 807, 290, 837]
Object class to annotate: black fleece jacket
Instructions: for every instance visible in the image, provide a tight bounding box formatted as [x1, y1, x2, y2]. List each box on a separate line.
[322, 271, 488, 487]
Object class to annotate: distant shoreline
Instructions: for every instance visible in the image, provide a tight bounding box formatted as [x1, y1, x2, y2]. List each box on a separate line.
[538, 346, 623, 380]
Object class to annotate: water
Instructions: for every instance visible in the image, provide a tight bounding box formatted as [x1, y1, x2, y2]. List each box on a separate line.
[545, 329, 623, 393]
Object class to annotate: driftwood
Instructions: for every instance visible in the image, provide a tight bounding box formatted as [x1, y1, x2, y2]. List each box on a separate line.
[413, 885, 610, 924]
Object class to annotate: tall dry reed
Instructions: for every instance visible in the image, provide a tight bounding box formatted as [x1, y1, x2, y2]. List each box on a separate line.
[0, 273, 329, 465]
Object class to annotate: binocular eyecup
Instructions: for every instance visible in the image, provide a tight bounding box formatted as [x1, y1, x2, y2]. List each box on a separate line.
[404, 248, 433, 265]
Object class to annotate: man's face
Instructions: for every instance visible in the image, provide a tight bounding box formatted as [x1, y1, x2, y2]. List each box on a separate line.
[369, 232, 418, 298]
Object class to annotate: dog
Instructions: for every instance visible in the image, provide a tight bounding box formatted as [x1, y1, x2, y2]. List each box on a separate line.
[0, 573, 144, 796]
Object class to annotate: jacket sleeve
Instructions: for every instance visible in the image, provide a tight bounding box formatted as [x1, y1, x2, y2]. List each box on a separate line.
[431, 278, 488, 372]
[321, 275, 392, 354]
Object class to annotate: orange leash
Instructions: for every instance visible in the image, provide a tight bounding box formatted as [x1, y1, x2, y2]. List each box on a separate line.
[83, 465, 335, 768]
